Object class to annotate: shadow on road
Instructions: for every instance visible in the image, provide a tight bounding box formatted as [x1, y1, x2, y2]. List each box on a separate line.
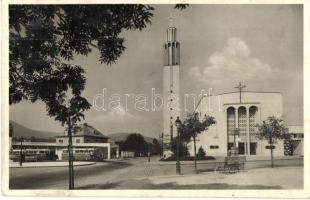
[10, 161, 132, 189]
[76, 178, 283, 190]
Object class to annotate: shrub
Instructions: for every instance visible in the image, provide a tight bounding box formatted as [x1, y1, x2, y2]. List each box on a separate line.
[196, 146, 206, 159]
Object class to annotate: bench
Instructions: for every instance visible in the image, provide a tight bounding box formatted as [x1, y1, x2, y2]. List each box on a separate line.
[216, 156, 246, 173]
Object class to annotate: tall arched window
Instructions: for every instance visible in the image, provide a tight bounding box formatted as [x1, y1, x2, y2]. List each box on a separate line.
[249, 106, 258, 139]
[238, 107, 247, 137]
[227, 107, 235, 137]
[227, 107, 236, 150]
[227, 107, 235, 151]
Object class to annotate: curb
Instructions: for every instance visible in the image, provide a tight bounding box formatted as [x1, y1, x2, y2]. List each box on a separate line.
[9, 162, 96, 168]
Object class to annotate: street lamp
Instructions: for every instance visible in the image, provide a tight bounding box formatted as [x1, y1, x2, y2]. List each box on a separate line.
[231, 128, 239, 156]
[175, 116, 182, 175]
[234, 128, 239, 148]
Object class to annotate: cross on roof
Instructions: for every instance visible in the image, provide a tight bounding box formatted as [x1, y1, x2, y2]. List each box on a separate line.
[234, 82, 246, 103]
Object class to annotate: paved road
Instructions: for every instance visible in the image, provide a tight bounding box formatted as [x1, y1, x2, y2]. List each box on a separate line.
[9, 160, 131, 189]
[9, 156, 303, 189]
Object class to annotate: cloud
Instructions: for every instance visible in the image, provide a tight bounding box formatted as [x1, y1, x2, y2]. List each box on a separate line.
[189, 37, 274, 85]
[89, 105, 137, 124]
[104, 106, 136, 121]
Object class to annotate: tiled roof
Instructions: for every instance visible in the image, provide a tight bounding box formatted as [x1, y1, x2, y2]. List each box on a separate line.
[56, 123, 109, 138]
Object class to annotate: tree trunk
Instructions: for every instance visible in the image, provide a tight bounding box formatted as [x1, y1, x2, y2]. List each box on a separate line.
[270, 145, 274, 168]
[269, 134, 274, 168]
[193, 135, 197, 173]
[68, 117, 74, 189]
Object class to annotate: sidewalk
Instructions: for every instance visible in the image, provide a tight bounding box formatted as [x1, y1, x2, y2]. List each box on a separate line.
[9, 161, 96, 168]
[147, 155, 303, 165]
[137, 166, 303, 189]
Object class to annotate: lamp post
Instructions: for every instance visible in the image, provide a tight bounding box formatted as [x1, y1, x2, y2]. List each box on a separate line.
[234, 128, 239, 148]
[175, 116, 182, 175]
[232, 128, 239, 156]
[19, 136, 23, 167]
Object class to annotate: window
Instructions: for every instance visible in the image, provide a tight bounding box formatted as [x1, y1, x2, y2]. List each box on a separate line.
[76, 139, 80, 143]
[58, 139, 63, 143]
[210, 145, 219, 149]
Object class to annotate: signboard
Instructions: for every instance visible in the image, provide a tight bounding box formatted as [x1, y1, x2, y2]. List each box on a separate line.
[265, 145, 275, 149]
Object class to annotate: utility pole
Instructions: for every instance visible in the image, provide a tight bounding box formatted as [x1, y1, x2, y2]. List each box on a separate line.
[170, 119, 173, 149]
[19, 136, 23, 167]
[159, 133, 164, 157]
[234, 82, 246, 103]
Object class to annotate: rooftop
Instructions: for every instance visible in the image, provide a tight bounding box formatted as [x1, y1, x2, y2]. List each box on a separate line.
[56, 123, 109, 139]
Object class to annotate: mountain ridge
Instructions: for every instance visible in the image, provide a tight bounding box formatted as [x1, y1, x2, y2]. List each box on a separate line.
[9, 121, 156, 143]
[9, 120, 62, 141]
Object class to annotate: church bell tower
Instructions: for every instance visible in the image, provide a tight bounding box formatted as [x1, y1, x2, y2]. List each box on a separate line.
[162, 18, 181, 152]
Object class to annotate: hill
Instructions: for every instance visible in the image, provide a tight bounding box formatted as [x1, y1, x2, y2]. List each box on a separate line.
[9, 121, 61, 142]
[107, 132, 156, 143]
[9, 121, 157, 143]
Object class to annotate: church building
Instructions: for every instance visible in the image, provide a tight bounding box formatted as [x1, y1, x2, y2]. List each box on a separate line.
[161, 22, 302, 157]
[188, 89, 285, 157]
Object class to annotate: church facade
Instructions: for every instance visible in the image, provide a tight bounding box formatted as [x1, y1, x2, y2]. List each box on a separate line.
[188, 91, 285, 157]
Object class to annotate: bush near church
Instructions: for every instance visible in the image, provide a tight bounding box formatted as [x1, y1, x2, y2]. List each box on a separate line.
[196, 146, 206, 159]
[160, 142, 215, 161]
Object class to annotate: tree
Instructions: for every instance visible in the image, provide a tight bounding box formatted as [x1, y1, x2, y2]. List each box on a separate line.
[9, 4, 188, 189]
[9, 5, 155, 119]
[256, 116, 290, 168]
[152, 138, 161, 155]
[196, 146, 206, 159]
[182, 113, 216, 172]
[9, 4, 187, 114]
[124, 133, 148, 156]
[170, 137, 189, 158]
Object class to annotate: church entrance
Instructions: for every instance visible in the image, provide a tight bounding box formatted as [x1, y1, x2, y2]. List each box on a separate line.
[250, 142, 257, 155]
[238, 142, 245, 155]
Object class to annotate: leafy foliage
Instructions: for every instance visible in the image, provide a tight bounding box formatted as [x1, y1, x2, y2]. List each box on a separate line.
[9, 4, 187, 127]
[9, 5, 155, 125]
[256, 116, 290, 168]
[170, 138, 189, 157]
[181, 113, 216, 141]
[123, 133, 148, 156]
[151, 138, 162, 155]
[174, 4, 189, 10]
[256, 116, 290, 143]
[196, 146, 206, 159]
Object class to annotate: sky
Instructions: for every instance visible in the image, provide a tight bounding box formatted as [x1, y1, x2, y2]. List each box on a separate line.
[10, 4, 303, 138]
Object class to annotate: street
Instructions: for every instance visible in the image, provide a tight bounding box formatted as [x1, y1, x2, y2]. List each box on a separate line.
[9, 156, 303, 189]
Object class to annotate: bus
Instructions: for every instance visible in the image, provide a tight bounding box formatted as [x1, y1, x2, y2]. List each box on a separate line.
[9, 149, 57, 162]
[61, 148, 106, 161]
